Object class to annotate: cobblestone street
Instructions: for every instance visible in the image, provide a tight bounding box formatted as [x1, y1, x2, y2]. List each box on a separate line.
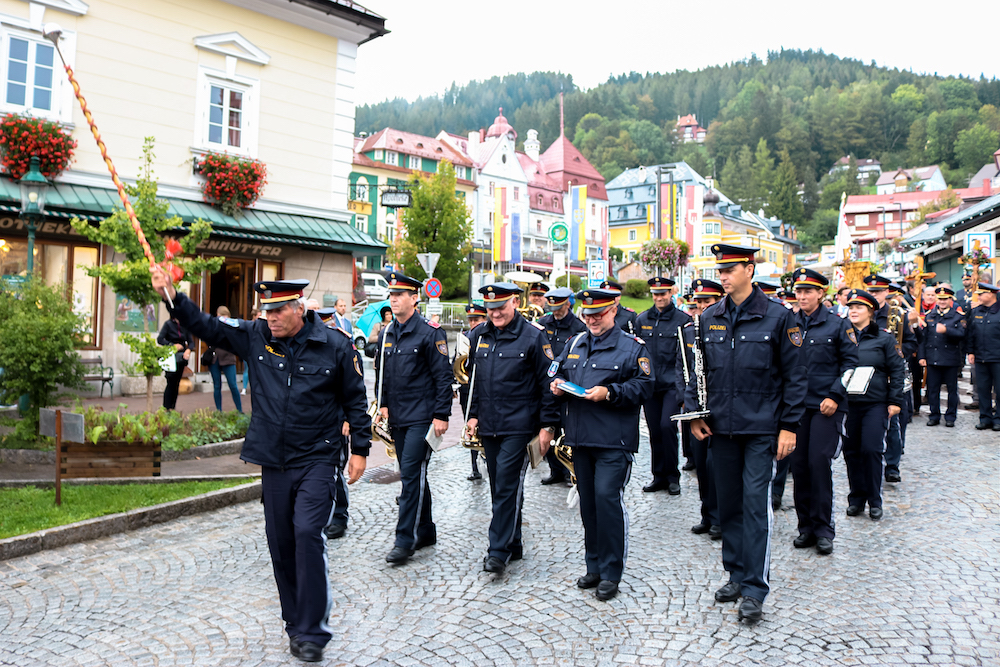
[1, 415, 997, 666]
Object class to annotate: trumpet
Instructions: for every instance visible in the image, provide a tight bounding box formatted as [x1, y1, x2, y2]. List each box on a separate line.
[552, 433, 579, 508]
[504, 270, 546, 322]
[367, 400, 395, 459]
[461, 424, 484, 452]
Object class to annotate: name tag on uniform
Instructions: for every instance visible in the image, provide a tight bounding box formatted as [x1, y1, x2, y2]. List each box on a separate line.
[567, 353, 580, 359]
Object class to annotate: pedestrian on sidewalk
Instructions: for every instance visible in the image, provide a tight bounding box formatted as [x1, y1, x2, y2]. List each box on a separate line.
[157, 316, 192, 410]
[208, 306, 243, 413]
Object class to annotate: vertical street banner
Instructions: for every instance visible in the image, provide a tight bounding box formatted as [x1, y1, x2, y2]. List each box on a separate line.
[511, 212, 522, 264]
[601, 205, 609, 262]
[493, 187, 510, 262]
[571, 185, 587, 262]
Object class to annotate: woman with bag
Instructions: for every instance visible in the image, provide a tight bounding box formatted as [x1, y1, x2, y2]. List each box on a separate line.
[157, 316, 193, 410]
[843, 289, 905, 521]
[208, 306, 243, 413]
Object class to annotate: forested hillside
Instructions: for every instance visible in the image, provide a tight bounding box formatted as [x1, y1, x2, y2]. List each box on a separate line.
[356, 49, 1000, 250]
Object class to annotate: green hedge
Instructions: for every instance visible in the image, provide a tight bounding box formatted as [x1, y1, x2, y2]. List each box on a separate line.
[624, 279, 649, 298]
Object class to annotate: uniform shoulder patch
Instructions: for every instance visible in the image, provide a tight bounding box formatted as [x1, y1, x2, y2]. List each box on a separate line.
[353, 354, 362, 377]
[542, 343, 554, 360]
[427, 319, 441, 329]
[847, 328, 858, 345]
[625, 306, 635, 312]
[638, 356, 651, 375]
[436, 340, 448, 356]
[218, 316, 240, 328]
[787, 326, 802, 347]
[632, 335, 646, 345]
[683, 321, 693, 328]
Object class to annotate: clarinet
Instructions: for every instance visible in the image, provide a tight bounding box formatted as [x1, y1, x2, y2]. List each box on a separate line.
[671, 314, 711, 422]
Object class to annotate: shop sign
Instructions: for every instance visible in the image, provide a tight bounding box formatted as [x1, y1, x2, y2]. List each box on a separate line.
[348, 200, 372, 215]
[0, 216, 86, 238]
[380, 190, 412, 208]
[196, 239, 288, 258]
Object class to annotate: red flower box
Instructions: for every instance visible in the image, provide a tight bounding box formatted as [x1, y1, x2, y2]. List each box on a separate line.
[199, 152, 267, 218]
[0, 113, 77, 179]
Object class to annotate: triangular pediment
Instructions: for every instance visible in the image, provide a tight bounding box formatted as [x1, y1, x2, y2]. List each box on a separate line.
[18, 0, 89, 16]
[194, 32, 270, 65]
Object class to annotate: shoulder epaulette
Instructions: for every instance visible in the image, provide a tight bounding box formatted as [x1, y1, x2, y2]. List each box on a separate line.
[427, 319, 441, 329]
[625, 306, 635, 313]
[334, 326, 351, 338]
[632, 334, 645, 345]
[530, 320, 544, 330]
[682, 321, 693, 328]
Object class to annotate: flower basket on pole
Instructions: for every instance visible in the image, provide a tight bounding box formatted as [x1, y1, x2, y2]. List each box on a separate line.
[638, 239, 690, 276]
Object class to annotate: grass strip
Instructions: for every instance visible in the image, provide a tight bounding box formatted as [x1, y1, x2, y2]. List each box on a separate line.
[0, 480, 250, 539]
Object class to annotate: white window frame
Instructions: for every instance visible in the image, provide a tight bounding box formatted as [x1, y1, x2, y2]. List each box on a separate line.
[407, 155, 421, 170]
[385, 150, 398, 166]
[194, 65, 260, 158]
[353, 177, 368, 201]
[0, 22, 76, 123]
[354, 214, 367, 233]
[455, 165, 464, 179]
[854, 214, 869, 227]
[628, 229, 637, 242]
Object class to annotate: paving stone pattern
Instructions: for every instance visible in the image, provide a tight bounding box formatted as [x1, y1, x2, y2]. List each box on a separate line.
[1, 415, 997, 666]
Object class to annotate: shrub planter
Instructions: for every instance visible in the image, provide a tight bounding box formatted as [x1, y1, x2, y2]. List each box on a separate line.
[121, 375, 166, 396]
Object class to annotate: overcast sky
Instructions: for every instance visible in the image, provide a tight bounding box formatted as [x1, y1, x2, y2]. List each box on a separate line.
[354, 0, 994, 107]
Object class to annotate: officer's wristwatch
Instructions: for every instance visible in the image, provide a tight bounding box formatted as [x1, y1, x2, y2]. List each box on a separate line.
[542, 426, 556, 434]
[605, 386, 616, 402]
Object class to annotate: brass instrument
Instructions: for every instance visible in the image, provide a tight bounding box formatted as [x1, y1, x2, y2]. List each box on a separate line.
[671, 315, 711, 422]
[453, 331, 470, 385]
[459, 357, 484, 453]
[552, 433, 579, 508]
[367, 400, 395, 459]
[906, 260, 935, 390]
[887, 301, 913, 392]
[504, 270, 546, 321]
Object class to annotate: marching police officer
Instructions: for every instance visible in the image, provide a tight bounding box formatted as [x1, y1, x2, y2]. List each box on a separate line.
[883, 283, 914, 483]
[788, 269, 859, 556]
[686, 244, 806, 624]
[919, 285, 967, 427]
[151, 270, 370, 664]
[966, 282, 1000, 431]
[676, 278, 724, 539]
[465, 283, 559, 574]
[369, 272, 453, 565]
[635, 276, 691, 494]
[537, 287, 586, 485]
[528, 282, 549, 315]
[600, 279, 638, 334]
[458, 303, 488, 480]
[549, 288, 654, 601]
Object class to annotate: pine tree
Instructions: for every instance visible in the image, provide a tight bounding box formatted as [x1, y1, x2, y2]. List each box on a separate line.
[750, 138, 775, 215]
[718, 145, 754, 208]
[767, 149, 804, 227]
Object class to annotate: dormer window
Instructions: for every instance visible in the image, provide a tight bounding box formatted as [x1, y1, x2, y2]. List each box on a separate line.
[625, 189, 633, 199]
[618, 207, 626, 219]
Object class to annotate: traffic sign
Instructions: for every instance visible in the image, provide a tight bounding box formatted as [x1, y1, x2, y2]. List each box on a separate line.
[588, 260, 606, 288]
[424, 277, 443, 299]
[550, 223, 569, 244]
[416, 252, 440, 277]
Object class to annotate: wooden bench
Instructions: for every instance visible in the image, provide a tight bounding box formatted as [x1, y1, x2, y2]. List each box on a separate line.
[80, 357, 114, 397]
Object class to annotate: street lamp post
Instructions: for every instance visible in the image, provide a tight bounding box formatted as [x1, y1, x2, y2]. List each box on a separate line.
[18, 156, 50, 276]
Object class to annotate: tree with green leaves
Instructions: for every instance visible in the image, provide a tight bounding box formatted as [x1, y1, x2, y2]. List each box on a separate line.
[70, 138, 223, 331]
[750, 138, 775, 214]
[718, 145, 754, 208]
[387, 160, 472, 298]
[767, 149, 804, 227]
[954, 123, 1000, 176]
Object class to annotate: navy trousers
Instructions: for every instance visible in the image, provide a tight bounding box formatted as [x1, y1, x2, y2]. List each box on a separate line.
[574, 447, 633, 582]
[975, 361, 1000, 425]
[844, 402, 887, 509]
[688, 426, 718, 526]
[261, 462, 337, 647]
[643, 389, 682, 484]
[791, 410, 845, 540]
[711, 433, 776, 603]
[771, 457, 790, 506]
[329, 447, 349, 528]
[926, 365, 959, 422]
[481, 434, 530, 562]
[391, 423, 435, 550]
[884, 393, 911, 473]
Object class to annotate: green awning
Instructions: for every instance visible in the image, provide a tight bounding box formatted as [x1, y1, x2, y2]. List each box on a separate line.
[0, 177, 388, 256]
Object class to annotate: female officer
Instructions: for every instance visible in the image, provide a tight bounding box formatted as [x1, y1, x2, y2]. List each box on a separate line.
[843, 289, 905, 521]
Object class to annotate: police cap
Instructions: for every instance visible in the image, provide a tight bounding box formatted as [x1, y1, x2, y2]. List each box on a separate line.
[692, 278, 724, 299]
[385, 272, 423, 293]
[465, 303, 487, 317]
[863, 274, 892, 291]
[576, 288, 618, 315]
[254, 279, 310, 311]
[599, 279, 624, 293]
[528, 282, 549, 295]
[793, 267, 829, 290]
[847, 289, 878, 310]
[545, 287, 574, 305]
[479, 282, 522, 308]
[712, 243, 759, 269]
[647, 276, 676, 293]
[935, 285, 955, 299]
[316, 307, 337, 324]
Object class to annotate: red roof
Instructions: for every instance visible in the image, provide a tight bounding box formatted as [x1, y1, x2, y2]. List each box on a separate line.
[357, 128, 474, 167]
[539, 136, 607, 200]
[352, 149, 475, 185]
[517, 152, 564, 214]
[677, 114, 699, 127]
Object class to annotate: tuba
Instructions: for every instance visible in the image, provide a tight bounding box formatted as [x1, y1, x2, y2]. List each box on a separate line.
[504, 270, 546, 321]
[887, 299, 914, 393]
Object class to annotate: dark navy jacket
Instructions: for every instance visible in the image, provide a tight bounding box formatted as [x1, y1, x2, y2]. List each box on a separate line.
[538, 310, 586, 358]
[966, 301, 1000, 363]
[849, 323, 906, 407]
[875, 302, 917, 359]
[165, 292, 372, 467]
[372, 313, 453, 428]
[553, 327, 654, 451]
[635, 302, 691, 394]
[614, 304, 638, 335]
[918, 306, 967, 367]
[468, 314, 559, 436]
[796, 305, 859, 412]
[685, 286, 807, 436]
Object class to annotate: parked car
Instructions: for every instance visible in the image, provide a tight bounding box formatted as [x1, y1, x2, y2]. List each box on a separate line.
[362, 272, 390, 301]
[353, 299, 391, 350]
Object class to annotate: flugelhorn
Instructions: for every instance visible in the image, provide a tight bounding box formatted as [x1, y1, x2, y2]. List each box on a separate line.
[504, 270, 546, 321]
[367, 400, 395, 459]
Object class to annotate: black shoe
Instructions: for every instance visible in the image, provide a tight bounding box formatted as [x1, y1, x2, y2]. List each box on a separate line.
[541, 473, 566, 485]
[667, 482, 681, 495]
[846, 504, 864, 516]
[691, 521, 711, 535]
[324, 523, 346, 540]
[595, 580, 619, 601]
[738, 597, 763, 623]
[793, 533, 817, 549]
[642, 480, 668, 493]
[289, 636, 301, 657]
[577, 572, 601, 589]
[414, 533, 437, 550]
[993, 423, 1000, 432]
[295, 641, 323, 663]
[708, 525, 722, 540]
[926, 418, 940, 426]
[945, 420, 955, 427]
[885, 469, 901, 483]
[975, 422, 992, 430]
[816, 537, 834, 555]
[385, 546, 414, 564]
[772, 497, 781, 511]
[966, 402, 979, 410]
[483, 556, 505, 574]
[509, 545, 523, 561]
[715, 581, 741, 602]
[869, 507, 883, 521]
[468, 471, 482, 480]
[682, 459, 697, 471]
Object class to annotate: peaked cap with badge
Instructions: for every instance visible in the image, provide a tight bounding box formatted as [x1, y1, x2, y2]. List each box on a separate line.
[316, 307, 337, 324]
[254, 279, 310, 311]
[465, 303, 487, 316]
[863, 274, 892, 291]
[545, 287, 574, 305]
[792, 268, 829, 290]
[576, 288, 618, 315]
[712, 243, 759, 269]
[647, 276, 675, 293]
[479, 282, 522, 308]
[600, 279, 624, 293]
[528, 282, 549, 296]
[386, 271, 423, 293]
[847, 288, 878, 310]
[692, 278, 724, 299]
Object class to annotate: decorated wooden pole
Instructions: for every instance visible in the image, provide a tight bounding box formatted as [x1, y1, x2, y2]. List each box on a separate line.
[43, 23, 174, 307]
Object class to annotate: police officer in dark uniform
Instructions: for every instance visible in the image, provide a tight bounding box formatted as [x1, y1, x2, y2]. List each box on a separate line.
[919, 285, 967, 426]
[458, 303, 488, 480]
[600, 279, 638, 335]
[151, 270, 370, 664]
[686, 244, 806, 624]
[676, 278, 724, 539]
[788, 269, 859, 555]
[883, 283, 915, 483]
[527, 282, 549, 316]
[537, 287, 586, 485]
[369, 272, 453, 565]
[635, 276, 691, 494]
[966, 282, 1000, 431]
[549, 288, 654, 601]
[465, 283, 559, 574]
